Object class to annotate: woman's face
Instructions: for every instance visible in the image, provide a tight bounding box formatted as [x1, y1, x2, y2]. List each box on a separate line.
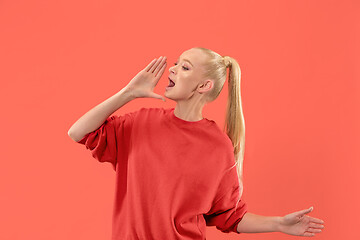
[164, 48, 211, 101]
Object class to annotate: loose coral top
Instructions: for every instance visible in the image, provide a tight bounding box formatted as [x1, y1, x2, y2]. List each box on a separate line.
[77, 107, 248, 240]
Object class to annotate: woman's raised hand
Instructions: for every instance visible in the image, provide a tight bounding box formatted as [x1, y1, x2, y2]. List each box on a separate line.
[126, 56, 167, 101]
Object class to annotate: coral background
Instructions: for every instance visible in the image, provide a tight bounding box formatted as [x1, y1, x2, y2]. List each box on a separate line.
[0, 0, 358, 239]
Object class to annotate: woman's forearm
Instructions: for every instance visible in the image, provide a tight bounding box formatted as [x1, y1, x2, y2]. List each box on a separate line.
[68, 86, 135, 142]
[237, 212, 282, 233]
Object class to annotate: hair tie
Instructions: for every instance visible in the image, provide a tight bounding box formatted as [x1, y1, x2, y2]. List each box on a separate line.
[223, 56, 231, 68]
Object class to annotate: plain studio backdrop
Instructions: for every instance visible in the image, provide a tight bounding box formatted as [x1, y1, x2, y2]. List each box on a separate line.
[0, 0, 358, 239]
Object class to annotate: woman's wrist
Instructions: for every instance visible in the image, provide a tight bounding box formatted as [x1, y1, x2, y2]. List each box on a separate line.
[276, 216, 285, 232]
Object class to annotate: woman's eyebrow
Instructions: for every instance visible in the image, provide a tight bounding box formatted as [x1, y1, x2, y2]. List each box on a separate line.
[177, 57, 194, 67]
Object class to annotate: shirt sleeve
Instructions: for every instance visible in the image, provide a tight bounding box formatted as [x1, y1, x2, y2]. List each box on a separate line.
[76, 110, 137, 171]
[203, 165, 248, 234]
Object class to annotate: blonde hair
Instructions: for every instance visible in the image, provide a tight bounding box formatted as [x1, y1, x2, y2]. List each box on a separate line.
[194, 47, 246, 206]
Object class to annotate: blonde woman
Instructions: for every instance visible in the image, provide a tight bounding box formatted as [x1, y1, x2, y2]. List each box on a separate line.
[68, 47, 325, 239]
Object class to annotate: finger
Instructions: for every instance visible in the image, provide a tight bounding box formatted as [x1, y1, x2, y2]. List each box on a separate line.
[308, 222, 325, 229]
[154, 56, 167, 76]
[150, 92, 166, 101]
[303, 232, 316, 237]
[145, 58, 157, 72]
[154, 60, 167, 80]
[150, 56, 163, 73]
[309, 217, 324, 224]
[296, 207, 313, 217]
[307, 227, 322, 233]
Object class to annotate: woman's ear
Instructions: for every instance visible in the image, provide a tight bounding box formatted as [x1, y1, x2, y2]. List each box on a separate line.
[199, 79, 214, 93]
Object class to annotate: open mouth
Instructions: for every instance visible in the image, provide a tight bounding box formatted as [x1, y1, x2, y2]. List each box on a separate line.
[167, 78, 175, 87]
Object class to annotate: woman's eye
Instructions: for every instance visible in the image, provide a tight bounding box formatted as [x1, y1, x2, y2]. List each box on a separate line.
[174, 62, 189, 70]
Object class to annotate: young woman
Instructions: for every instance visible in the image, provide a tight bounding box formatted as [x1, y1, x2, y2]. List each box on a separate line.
[68, 47, 325, 239]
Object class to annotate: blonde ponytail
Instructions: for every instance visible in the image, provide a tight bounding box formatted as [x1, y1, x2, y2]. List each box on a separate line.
[223, 55, 245, 197]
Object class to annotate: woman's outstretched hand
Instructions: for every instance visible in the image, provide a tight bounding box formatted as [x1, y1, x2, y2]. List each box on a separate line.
[125, 56, 167, 101]
[279, 206, 325, 237]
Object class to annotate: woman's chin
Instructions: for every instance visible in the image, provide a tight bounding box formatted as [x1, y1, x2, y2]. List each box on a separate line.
[164, 86, 175, 95]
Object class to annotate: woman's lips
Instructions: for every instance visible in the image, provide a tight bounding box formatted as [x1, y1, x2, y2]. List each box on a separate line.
[167, 77, 175, 87]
